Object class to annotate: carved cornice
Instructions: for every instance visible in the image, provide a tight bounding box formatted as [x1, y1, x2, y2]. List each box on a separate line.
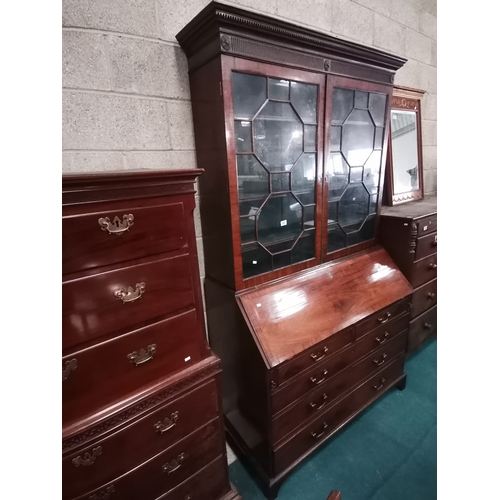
[176, 1, 406, 77]
[62, 362, 220, 454]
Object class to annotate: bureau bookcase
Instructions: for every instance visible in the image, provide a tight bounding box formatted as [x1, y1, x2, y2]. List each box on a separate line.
[177, 3, 412, 498]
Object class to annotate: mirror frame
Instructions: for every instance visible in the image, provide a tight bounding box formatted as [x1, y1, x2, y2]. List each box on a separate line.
[384, 86, 425, 206]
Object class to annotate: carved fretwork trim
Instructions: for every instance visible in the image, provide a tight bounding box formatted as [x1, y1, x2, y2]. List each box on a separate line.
[393, 192, 422, 205]
[62, 363, 220, 454]
[392, 96, 418, 110]
[409, 222, 418, 254]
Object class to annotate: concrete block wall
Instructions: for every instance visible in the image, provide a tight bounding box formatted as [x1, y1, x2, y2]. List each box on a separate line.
[62, 0, 437, 283]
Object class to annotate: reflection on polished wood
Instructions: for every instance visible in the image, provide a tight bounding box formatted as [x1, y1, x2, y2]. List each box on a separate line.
[238, 246, 413, 367]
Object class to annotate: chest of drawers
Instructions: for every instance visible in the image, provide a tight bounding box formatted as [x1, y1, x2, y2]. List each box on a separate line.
[62, 170, 240, 500]
[379, 197, 437, 354]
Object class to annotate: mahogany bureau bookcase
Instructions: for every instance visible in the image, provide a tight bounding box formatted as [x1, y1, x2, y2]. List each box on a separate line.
[177, 3, 413, 498]
[62, 170, 240, 500]
[379, 196, 437, 354]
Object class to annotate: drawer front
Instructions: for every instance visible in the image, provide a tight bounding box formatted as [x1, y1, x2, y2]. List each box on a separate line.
[63, 310, 205, 425]
[408, 305, 437, 352]
[274, 355, 405, 474]
[63, 201, 187, 275]
[63, 379, 220, 499]
[353, 313, 409, 360]
[277, 327, 354, 386]
[157, 456, 229, 500]
[62, 255, 194, 350]
[415, 231, 437, 261]
[272, 333, 406, 444]
[355, 299, 410, 340]
[271, 346, 356, 415]
[411, 279, 437, 319]
[416, 215, 437, 237]
[71, 419, 222, 500]
[410, 254, 437, 288]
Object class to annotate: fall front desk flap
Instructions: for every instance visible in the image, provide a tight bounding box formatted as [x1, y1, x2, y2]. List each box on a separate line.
[237, 246, 413, 368]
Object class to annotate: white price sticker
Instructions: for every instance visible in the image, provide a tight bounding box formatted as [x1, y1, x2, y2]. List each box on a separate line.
[280, 220, 287, 227]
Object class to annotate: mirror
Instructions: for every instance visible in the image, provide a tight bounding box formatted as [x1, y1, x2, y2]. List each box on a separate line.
[384, 86, 425, 206]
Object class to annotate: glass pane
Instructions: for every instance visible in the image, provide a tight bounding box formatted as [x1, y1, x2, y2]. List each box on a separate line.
[254, 101, 303, 171]
[239, 198, 267, 217]
[327, 153, 348, 199]
[258, 193, 302, 246]
[342, 109, 375, 167]
[346, 214, 375, 246]
[327, 223, 346, 252]
[369, 194, 378, 214]
[237, 155, 269, 200]
[291, 230, 315, 263]
[338, 183, 370, 231]
[271, 173, 290, 193]
[240, 217, 256, 244]
[363, 150, 381, 195]
[291, 153, 316, 200]
[327, 201, 338, 223]
[332, 88, 354, 125]
[330, 125, 341, 152]
[374, 126, 384, 150]
[232, 72, 267, 119]
[273, 251, 292, 270]
[303, 205, 315, 228]
[355, 91, 369, 109]
[269, 78, 290, 100]
[349, 167, 363, 183]
[304, 125, 317, 152]
[290, 81, 318, 124]
[234, 121, 252, 153]
[242, 244, 272, 279]
[391, 110, 419, 194]
[369, 93, 387, 126]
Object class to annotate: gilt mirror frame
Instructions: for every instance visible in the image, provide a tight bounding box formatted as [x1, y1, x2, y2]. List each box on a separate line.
[384, 86, 425, 206]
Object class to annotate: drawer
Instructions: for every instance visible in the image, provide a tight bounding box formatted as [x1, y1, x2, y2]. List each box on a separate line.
[410, 253, 437, 288]
[277, 327, 354, 386]
[63, 379, 220, 499]
[71, 419, 222, 500]
[63, 201, 187, 275]
[410, 279, 437, 319]
[353, 313, 409, 360]
[271, 345, 356, 415]
[271, 333, 406, 444]
[62, 254, 194, 350]
[416, 215, 437, 237]
[408, 305, 437, 353]
[157, 456, 230, 500]
[62, 310, 205, 425]
[415, 231, 437, 261]
[355, 298, 410, 340]
[274, 355, 405, 473]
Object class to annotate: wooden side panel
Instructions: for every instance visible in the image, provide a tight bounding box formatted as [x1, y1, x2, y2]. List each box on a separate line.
[238, 247, 413, 367]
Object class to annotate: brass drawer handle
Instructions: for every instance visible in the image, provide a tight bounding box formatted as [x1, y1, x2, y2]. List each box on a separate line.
[309, 393, 328, 411]
[128, 344, 156, 366]
[162, 453, 186, 474]
[311, 422, 328, 439]
[377, 312, 391, 324]
[373, 353, 387, 367]
[98, 214, 134, 235]
[89, 485, 115, 500]
[432, 235, 437, 246]
[154, 411, 179, 434]
[310, 346, 328, 362]
[375, 332, 389, 345]
[424, 323, 433, 330]
[373, 378, 386, 391]
[427, 292, 436, 299]
[114, 282, 145, 303]
[428, 263, 437, 270]
[63, 358, 77, 382]
[310, 369, 328, 385]
[72, 446, 103, 467]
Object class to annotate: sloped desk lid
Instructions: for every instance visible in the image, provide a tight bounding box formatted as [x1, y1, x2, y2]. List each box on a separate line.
[237, 247, 413, 368]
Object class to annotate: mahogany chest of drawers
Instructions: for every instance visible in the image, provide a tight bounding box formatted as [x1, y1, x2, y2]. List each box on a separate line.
[379, 196, 437, 354]
[62, 170, 240, 500]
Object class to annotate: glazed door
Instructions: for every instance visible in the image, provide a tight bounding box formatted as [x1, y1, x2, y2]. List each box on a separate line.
[222, 57, 325, 289]
[323, 75, 392, 261]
